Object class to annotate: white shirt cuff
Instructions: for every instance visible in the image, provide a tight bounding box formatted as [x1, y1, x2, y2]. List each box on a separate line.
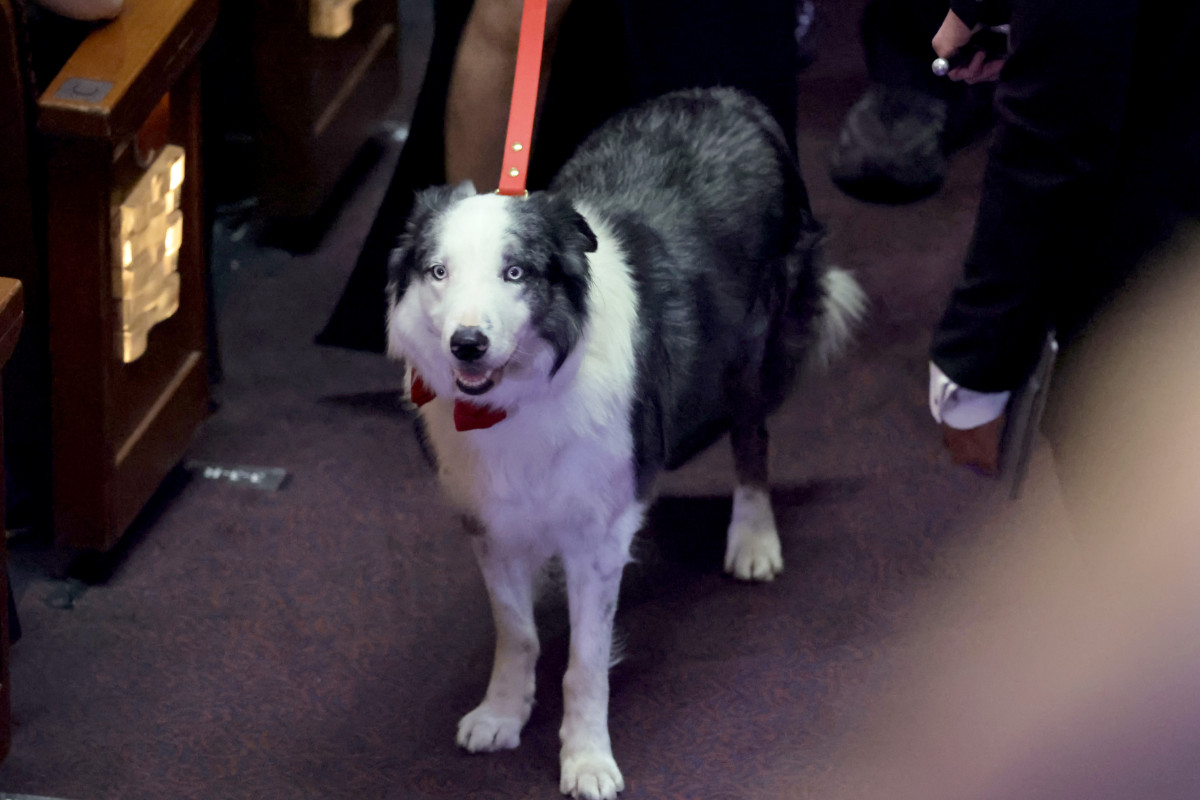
[929, 362, 1010, 429]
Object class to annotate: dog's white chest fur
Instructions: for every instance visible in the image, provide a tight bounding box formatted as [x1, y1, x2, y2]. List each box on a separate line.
[423, 405, 633, 542]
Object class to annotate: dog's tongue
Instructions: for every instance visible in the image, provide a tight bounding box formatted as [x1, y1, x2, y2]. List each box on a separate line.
[409, 371, 507, 431]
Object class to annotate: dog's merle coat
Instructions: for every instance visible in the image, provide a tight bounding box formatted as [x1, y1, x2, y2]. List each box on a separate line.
[550, 89, 834, 492]
[386, 88, 865, 800]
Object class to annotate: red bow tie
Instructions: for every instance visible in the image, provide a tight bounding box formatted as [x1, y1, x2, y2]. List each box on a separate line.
[409, 371, 508, 431]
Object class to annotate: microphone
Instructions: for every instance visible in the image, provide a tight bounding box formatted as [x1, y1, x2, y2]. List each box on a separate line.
[932, 25, 1010, 76]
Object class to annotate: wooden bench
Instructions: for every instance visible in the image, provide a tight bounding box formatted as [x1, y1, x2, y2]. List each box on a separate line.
[2, 0, 217, 551]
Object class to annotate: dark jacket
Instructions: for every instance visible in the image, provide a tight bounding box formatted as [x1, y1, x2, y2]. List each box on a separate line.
[932, 0, 1200, 392]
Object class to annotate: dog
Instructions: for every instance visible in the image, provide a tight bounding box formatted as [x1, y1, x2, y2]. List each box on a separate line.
[385, 87, 866, 799]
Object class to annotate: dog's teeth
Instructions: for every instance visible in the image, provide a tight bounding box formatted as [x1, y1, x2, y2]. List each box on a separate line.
[453, 368, 499, 396]
[457, 369, 493, 386]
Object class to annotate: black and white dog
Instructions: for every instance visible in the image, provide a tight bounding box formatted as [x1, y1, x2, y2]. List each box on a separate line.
[386, 88, 865, 799]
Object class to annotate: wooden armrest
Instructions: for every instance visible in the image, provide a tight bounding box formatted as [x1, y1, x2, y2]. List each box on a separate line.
[37, 0, 217, 140]
[0, 278, 24, 369]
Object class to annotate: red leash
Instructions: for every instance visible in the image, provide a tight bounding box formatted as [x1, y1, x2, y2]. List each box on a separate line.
[409, 2, 547, 430]
[496, 0, 548, 197]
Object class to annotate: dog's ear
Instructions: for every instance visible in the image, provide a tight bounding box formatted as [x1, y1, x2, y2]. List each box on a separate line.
[531, 194, 595, 293]
[534, 193, 597, 256]
[534, 193, 594, 310]
[410, 182, 469, 219]
[527, 194, 596, 375]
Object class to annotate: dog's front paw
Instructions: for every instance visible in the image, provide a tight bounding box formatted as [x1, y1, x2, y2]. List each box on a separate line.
[560, 751, 624, 800]
[725, 486, 783, 581]
[724, 524, 783, 581]
[456, 704, 526, 752]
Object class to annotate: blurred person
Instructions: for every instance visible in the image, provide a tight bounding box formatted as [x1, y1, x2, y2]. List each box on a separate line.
[927, 0, 1200, 476]
[813, 236, 1200, 800]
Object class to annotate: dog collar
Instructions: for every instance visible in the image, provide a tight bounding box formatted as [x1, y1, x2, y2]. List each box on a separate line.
[409, 372, 508, 432]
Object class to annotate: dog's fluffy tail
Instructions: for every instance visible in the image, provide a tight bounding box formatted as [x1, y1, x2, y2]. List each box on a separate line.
[806, 266, 868, 372]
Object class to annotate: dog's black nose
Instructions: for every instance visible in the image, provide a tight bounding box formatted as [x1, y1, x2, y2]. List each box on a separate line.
[450, 326, 489, 362]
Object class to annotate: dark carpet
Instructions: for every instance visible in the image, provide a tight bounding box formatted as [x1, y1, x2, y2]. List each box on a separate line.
[0, 4, 1036, 798]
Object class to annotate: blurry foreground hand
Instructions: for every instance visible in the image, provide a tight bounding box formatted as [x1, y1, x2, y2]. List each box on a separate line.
[35, 0, 123, 21]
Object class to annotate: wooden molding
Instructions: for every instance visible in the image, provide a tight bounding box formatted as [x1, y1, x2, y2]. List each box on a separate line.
[0, 278, 24, 368]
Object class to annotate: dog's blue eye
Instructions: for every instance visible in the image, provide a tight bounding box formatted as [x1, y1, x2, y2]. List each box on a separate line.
[429, 264, 447, 281]
[504, 265, 524, 282]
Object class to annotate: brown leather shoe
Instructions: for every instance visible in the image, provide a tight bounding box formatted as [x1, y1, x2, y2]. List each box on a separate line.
[941, 414, 1005, 477]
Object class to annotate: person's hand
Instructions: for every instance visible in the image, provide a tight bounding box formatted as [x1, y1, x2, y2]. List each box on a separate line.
[35, 0, 123, 21]
[941, 415, 1004, 477]
[932, 10, 1005, 84]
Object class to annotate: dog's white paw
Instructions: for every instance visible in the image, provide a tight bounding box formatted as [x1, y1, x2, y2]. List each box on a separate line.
[560, 751, 624, 800]
[456, 704, 526, 752]
[724, 524, 783, 581]
[725, 486, 783, 581]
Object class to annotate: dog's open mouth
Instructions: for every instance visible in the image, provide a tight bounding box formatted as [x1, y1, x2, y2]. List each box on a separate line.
[453, 366, 503, 396]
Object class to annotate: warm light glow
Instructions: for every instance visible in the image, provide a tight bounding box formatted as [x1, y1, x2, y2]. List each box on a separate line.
[164, 212, 183, 256]
[115, 144, 186, 363]
[311, 0, 363, 38]
[169, 155, 185, 191]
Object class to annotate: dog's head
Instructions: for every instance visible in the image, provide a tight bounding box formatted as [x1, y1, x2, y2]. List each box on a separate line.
[386, 183, 597, 404]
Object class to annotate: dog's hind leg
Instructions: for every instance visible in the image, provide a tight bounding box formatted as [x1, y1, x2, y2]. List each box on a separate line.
[557, 502, 641, 800]
[457, 529, 543, 752]
[725, 420, 784, 581]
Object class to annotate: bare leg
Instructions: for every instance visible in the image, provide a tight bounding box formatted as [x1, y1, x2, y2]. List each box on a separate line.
[726, 421, 784, 581]
[457, 533, 544, 751]
[444, 0, 572, 191]
[557, 503, 642, 800]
